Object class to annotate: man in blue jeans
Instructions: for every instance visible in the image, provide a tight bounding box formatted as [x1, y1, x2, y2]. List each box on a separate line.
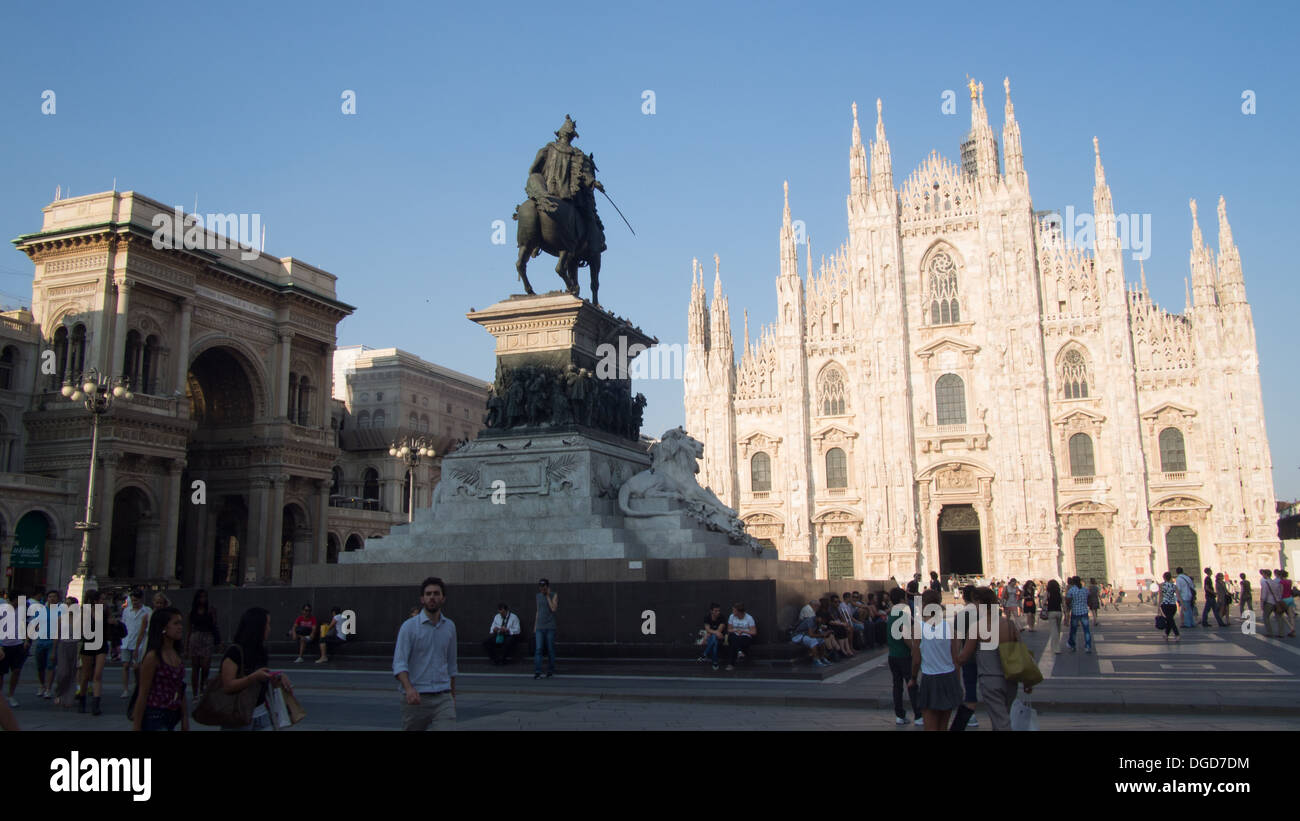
[1065, 576, 1092, 653]
[534, 579, 558, 680]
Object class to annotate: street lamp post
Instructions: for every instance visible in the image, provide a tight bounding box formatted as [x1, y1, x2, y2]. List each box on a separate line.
[389, 436, 435, 523]
[64, 369, 132, 601]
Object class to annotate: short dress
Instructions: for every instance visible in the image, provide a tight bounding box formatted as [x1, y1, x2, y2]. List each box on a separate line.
[188, 609, 218, 665]
[916, 619, 964, 711]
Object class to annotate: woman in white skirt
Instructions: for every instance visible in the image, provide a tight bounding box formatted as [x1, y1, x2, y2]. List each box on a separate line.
[910, 588, 964, 731]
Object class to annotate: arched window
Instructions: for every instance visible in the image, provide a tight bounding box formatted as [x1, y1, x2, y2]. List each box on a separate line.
[362, 468, 380, 505]
[826, 447, 848, 489]
[925, 249, 961, 326]
[357, 410, 371, 429]
[420, 414, 430, 433]
[296, 376, 311, 426]
[0, 345, 15, 391]
[827, 536, 854, 580]
[373, 409, 386, 428]
[69, 324, 87, 380]
[287, 371, 298, 422]
[1159, 427, 1186, 473]
[330, 466, 342, 495]
[53, 327, 69, 384]
[123, 330, 142, 386]
[935, 374, 966, 426]
[141, 334, 161, 394]
[409, 412, 419, 430]
[817, 366, 848, 416]
[750, 452, 771, 492]
[1069, 433, 1095, 477]
[1061, 348, 1090, 399]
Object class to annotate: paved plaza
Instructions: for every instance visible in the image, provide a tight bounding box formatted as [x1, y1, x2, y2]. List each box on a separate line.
[9, 605, 1299, 731]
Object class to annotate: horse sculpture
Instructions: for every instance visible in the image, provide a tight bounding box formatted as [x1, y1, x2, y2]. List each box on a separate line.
[513, 195, 601, 307]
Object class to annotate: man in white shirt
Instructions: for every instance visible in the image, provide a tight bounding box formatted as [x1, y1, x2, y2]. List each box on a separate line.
[725, 602, 756, 670]
[120, 589, 151, 698]
[483, 603, 522, 665]
[1175, 568, 1195, 628]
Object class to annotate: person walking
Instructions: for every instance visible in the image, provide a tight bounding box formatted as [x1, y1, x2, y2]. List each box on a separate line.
[885, 588, 921, 726]
[1278, 570, 1297, 637]
[50, 596, 81, 709]
[1215, 573, 1232, 625]
[1021, 579, 1037, 632]
[1086, 578, 1102, 627]
[0, 594, 27, 708]
[132, 607, 190, 731]
[120, 589, 151, 699]
[910, 589, 963, 731]
[33, 589, 61, 700]
[964, 586, 1032, 731]
[1238, 573, 1253, 618]
[393, 577, 457, 731]
[1066, 577, 1093, 653]
[1157, 572, 1181, 642]
[1044, 579, 1064, 655]
[1175, 568, 1196, 628]
[219, 607, 289, 731]
[77, 590, 108, 715]
[950, 585, 979, 731]
[533, 578, 558, 679]
[1201, 568, 1227, 627]
[1259, 569, 1282, 637]
[185, 590, 219, 696]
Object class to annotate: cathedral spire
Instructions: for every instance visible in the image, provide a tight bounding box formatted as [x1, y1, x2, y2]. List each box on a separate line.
[1216, 195, 1246, 304]
[869, 98, 894, 199]
[1002, 77, 1025, 186]
[688, 257, 709, 349]
[1189, 198, 1218, 308]
[849, 101, 868, 202]
[967, 77, 999, 187]
[710, 254, 732, 356]
[780, 181, 798, 279]
[1092, 137, 1117, 249]
[1139, 260, 1149, 297]
[742, 308, 750, 361]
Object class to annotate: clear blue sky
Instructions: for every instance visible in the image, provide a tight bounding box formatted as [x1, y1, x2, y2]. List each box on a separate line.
[2, 1, 1297, 498]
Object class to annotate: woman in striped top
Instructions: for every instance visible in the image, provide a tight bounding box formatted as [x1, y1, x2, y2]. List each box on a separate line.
[1158, 571, 1181, 642]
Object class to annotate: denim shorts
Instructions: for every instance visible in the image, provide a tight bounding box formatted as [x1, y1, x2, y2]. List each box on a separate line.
[141, 707, 182, 731]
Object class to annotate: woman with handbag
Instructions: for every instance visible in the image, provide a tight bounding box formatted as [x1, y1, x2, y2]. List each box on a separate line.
[1157, 572, 1181, 642]
[186, 590, 219, 696]
[132, 607, 189, 731]
[962, 587, 1034, 731]
[1043, 579, 1064, 655]
[217, 607, 290, 731]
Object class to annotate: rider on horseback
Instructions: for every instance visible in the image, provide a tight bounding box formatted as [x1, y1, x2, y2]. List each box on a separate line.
[525, 115, 606, 261]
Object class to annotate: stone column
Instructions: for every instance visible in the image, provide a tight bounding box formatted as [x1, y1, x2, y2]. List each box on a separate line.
[266, 476, 286, 581]
[276, 332, 294, 419]
[94, 452, 119, 578]
[110, 278, 132, 378]
[174, 299, 193, 394]
[158, 460, 185, 581]
[246, 477, 270, 585]
[315, 479, 330, 564]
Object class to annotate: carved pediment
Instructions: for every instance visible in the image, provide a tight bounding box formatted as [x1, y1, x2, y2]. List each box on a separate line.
[743, 512, 784, 525]
[1151, 494, 1211, 511]
[1140, 402, 1196, 423]
[1058, 499, 1117, 515]
[811, 425, 859, 446]
[1053, 408, 1106, 429]
[738, 430, 783, 460]
[813, 508, 861, 523]
[914, 336, 980, 360]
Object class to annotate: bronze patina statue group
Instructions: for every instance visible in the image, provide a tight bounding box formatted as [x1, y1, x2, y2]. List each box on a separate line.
[514, 115, 610, 306]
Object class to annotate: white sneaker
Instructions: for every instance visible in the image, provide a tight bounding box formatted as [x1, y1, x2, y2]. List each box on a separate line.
[35, 688, 45, 697]
[294, 657, 304, 663]
[6, 697, 17, 708]
[120, 689, 130, 698]
[895, 716, 907, 726]
[967, 716, 978, 727]
[913, 717, 924, 726]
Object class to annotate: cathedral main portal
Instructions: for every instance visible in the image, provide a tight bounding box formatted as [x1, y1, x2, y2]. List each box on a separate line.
[938, 504, 983, 576]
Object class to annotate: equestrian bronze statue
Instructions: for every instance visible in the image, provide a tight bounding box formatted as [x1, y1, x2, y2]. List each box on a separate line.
[514, 115, 610, 306]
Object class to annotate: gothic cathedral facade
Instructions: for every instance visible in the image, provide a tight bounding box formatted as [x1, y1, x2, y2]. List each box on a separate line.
[684, 79, 1279, 586]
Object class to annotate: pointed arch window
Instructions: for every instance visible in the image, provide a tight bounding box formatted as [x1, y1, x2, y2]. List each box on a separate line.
[362, 468, 380, 506]
[826, 447, 848, 489]
[817, 366, 848, 416]
[925, 249, 961, 326]
[1062, 348, 1090, 399]
[409, 412, 419, 430]
[287, 371, 298, 422]
[935, 373, 966, 426]
[123, 330, 142, 387]
[1158, 427, 1186, 473]
[69, 324, 87, 381]
[1069, 433, 1095, 477]
[53, 327, 69, 385]
[750, 452, 772, 493]
[296, 376, 311, 426]
[141, 334, 161, 394]
[373, 409, 386, 428]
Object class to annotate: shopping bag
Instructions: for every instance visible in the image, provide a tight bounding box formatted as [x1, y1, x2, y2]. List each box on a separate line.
[267, 688, 292, 729]
[1010, 696, 1039, 732]
[998, 640, 1044, 687]
[1155, 615, 1167, 630]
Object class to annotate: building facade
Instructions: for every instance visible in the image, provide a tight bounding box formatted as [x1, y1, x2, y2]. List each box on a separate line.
[3, 190, 353, 590]
[684, 79, 1280, 586]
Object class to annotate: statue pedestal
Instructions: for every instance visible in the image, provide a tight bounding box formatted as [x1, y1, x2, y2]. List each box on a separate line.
[326, 292, 774, 581]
